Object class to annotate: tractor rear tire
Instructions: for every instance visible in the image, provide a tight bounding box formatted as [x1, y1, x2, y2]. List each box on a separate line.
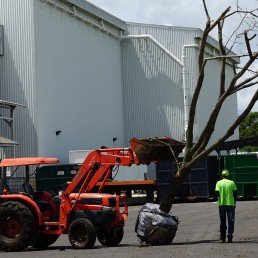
[68, 218, 96, 249]
[97, 227, 124, 246]
[32, 234, 59, 249]
[0, 201, 36, 251]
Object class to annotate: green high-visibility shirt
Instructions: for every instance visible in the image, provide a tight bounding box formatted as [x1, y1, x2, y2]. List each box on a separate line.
[215, 178, 237, 206]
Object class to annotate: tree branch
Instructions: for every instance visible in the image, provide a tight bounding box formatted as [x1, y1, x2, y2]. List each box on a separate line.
[218, 21, 226, 95]
[244, 31, 254, 58]
[234, 73, 258, 88]
[228, 51, 258, 90]
[191, 53, 258, 156]
[185, 60, 208, 154]
[198, 6, 231, 70]
[202, 0, 210, 20]
[160, 0, 258, 213]
[185, 89, 258, 171]
[231, 81, 258, 94]
[190, 91, 229, 158]
[187, 45, 257, 158]
[225, 13, 247, 51]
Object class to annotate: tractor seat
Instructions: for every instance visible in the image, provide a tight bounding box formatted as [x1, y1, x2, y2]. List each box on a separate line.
[22, 182, 50, 211]
[52, 195, 61, 212]
[22, 182, 35, 198]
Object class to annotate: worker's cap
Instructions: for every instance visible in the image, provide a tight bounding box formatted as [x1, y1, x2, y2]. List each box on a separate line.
[221, 169, 229, 177]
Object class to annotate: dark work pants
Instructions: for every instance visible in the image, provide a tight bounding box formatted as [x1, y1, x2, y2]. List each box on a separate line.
[219, 205, 235, 237]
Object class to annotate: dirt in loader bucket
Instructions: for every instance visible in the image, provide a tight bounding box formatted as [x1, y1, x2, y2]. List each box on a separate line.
[129, 137, 185, 164]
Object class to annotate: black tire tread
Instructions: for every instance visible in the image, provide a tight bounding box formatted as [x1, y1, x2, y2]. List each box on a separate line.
[0, 201, 36, 252]
[97, 227, 124, 246]
[68, 218, 96, 249]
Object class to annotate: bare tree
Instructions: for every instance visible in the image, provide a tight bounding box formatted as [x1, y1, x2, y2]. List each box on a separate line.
[159, 0, 258, 213]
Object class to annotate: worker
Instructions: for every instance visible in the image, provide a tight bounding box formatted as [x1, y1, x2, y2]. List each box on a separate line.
[215, 169, 237, 243]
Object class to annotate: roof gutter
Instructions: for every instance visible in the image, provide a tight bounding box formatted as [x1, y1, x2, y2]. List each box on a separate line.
[40, 0, 122, 39]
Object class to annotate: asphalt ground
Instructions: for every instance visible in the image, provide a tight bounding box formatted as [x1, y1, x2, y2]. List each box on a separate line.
[0, 200, 258, 258]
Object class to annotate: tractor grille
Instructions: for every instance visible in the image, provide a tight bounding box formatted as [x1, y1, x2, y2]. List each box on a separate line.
[78, 197, 102, 205]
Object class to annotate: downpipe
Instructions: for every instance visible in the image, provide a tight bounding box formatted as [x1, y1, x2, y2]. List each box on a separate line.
[181, 44, 199, 141]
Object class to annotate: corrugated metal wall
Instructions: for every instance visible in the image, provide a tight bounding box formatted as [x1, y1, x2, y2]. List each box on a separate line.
[0, 0, 125, 161]
[0, 0, 37, 158]
[122, 23, 200, 142]
[196, 58, 239, 144]
[122, 23, 238, 144]
[0, 2, 239, 163]
[33, 0, 125, 162]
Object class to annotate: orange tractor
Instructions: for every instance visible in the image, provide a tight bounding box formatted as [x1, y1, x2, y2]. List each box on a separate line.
[0, 137, 184, 251]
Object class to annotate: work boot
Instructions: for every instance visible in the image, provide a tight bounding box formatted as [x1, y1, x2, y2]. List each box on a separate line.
[220, 235, 226, 243]
[227, 235, 233, 243]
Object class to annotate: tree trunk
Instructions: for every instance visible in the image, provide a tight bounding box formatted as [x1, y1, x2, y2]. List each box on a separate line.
[159, 172, 184, 213]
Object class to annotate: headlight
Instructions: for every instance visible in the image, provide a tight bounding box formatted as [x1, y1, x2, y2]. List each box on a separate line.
[102, 206, 116, 212]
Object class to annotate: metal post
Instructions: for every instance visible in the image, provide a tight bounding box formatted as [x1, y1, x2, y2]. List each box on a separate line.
[25, 165, 30, 182]
[3, 167, 7, 186]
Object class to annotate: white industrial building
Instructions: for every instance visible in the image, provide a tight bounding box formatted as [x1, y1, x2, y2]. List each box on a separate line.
[0, 0, 239, 163]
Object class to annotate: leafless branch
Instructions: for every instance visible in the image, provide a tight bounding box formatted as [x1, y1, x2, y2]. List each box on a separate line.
[202, 0, 210, 21]
[228, 51, 258, 90]
[185, 60, 208, 154]
[206, 54, 249, 60]
[184, 89, 258, 171]
[190, 91, 229, 159]
[231, 81, 258, 94]
[244, 31, 254, 58]
[224, 13, 247, 51]
[235, 73, 258, 88]
[191, 1, 258, 159]
[160, 0, 258, 212]
[189, 49, 258, 157]
[198, 6, 231, 70]
[233, 64, 237, 75]
[218, 21, 226, 95]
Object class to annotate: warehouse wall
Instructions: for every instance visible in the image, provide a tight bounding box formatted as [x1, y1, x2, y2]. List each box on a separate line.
[33, 0, 125, 162]
[122, 23, 238, 144]
[0, 0, 37, 158]
[122, 23, 200, 143]
[195, 57, 239, 144]
[0, 1, 239, 164]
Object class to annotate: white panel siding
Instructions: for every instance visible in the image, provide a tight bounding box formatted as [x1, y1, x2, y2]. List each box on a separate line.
[122, 38, 183, 141]
[122, 23, 200, 142]
[0, 1, 239, 164]
[123, 23, 238, 144]
[0, 0, 37, 158]
[196, 58, 239, 143]
[34, 0, 124, 162]
[125, 23, 200, 62]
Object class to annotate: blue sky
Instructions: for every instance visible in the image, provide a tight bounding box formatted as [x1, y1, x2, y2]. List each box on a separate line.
[88, 0, 258, 114]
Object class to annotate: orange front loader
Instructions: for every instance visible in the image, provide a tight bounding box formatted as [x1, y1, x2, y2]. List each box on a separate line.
[0, 137, 184, 251]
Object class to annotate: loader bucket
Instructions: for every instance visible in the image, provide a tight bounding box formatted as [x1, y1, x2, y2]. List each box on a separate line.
[129, 137, 185, 163]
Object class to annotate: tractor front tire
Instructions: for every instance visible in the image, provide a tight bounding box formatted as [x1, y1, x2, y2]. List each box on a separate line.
[0, 201, 36, 252]
[32, 234, 59, 249]
[68, 218, 96, 249]
[97, 227, 124, 246]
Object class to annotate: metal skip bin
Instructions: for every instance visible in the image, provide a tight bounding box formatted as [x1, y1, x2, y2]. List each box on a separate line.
[156, 156, 220, 201]
[35, 164, 80, 193]
[224, 154, 258, 198]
